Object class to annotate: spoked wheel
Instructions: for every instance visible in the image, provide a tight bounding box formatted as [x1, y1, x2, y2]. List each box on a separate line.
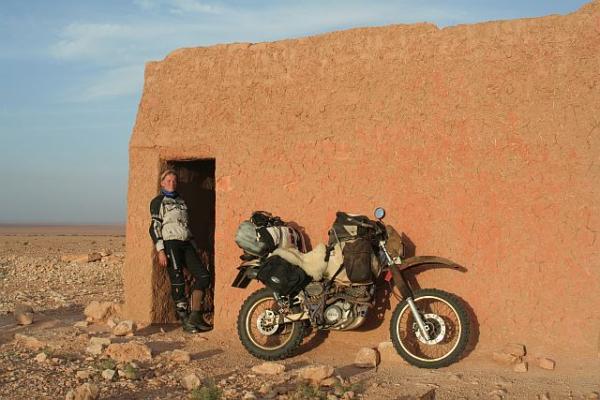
[390, 288, 470, 368]
[237, 288, 305, 360]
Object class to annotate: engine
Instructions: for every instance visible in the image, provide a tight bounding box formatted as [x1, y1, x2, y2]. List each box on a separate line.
[301, 282, 373, 330]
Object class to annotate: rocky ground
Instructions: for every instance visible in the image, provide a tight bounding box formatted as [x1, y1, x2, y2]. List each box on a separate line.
[1, 232, 599, 400]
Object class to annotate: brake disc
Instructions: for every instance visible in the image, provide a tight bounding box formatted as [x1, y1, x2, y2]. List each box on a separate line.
[256, 310, 280, 336]
[414, 313, 446, 345]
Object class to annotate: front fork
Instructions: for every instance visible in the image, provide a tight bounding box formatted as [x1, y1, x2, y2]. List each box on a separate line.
[379, 242, 432, 341]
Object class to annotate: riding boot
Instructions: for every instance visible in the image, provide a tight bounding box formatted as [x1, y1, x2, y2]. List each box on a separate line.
[188, 310, 212, 332]
[176, 308, 198, 333]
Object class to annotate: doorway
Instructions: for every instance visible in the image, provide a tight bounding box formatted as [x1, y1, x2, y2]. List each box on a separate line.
[167, 159, 216, 324]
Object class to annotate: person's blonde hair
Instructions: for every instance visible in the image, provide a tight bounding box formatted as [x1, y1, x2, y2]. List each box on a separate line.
[160, 169, 178, 182]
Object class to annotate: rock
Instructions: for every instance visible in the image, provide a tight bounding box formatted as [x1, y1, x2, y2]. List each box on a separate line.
[76, 370, 92, 380]
[35, 352, 48, 363]
[418, 389, 436, 400]
[354, 347, 379, 368]
[74, 321, 89, 328]
[90, 337, 111, 347]
[100, 249, 112, 257]
[258, 383, 273, 395]
[327, 395, 338, 400]
[343, 391, 355, 400]
[492, 352, 520, 365]
[538, 393, 550, 400]
[113, 320, 135, 336]
[243, 393, 257, 400]
[105, 341, 152, 363]
[84, 301, 116, 322]
[181, 373, 201, 390]
[65, 383, 99, 400]
[251, 362, 286, 375]
[85, 344, 104, 356]
[102, 369, 116, 381]
[61, 254, 90, 264]
[106, 317, 119, 329]
[14, 303, 34, 325]
[14, 333, 45, 350]
[166, 349, 191, 364]
[489, 388, 508, 397]
[513, 361, 528, 373]
[298, 365, 334, 385]
[586, 392, 600, 400]
[537, 357, 555, 370]
[320, 376, 340, 387]
[88, 252, 102, 262]
[377, 341, 404, 364]
[502, 343, 526, 357]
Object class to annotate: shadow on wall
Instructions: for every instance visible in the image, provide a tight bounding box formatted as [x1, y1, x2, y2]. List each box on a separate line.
[286, 220, 313, 251]
[359, 232, 480, 357]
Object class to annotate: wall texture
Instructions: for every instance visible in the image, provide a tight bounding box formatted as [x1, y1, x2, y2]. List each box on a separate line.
[125, 1, 600, 359]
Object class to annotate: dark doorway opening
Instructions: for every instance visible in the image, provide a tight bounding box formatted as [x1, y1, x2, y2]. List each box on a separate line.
[167, 159, 216, 324]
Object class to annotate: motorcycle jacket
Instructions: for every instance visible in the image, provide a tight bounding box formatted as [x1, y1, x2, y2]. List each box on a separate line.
[149, 192, 195, 252]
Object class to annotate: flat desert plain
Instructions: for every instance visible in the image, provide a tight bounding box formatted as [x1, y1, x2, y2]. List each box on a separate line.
[0, 226, 598, 399]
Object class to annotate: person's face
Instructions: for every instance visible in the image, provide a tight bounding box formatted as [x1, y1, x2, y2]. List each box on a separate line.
[161, 174, 177, 192]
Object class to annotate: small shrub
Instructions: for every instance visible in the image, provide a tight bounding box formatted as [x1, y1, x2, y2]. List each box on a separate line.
[95, 358, 116, 371]
[189, 380, 222, 400]
[122, 363, 138, 380]
[334, 380, 364, 396]
[290, 382, 327, 400]
[40, 346, 54, 357]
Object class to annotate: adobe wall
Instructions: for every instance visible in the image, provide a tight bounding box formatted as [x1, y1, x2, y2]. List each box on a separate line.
[125, 1, 600, 358]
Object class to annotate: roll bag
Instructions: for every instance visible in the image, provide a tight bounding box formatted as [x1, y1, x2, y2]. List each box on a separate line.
[235, 211, 302, 257]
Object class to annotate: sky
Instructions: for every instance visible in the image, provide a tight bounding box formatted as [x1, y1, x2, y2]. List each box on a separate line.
[0, 0, 589, 224]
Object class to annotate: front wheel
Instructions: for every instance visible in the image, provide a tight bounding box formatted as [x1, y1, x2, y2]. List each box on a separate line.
[390, 288, 470, 368]
[237, 288, 305, 360]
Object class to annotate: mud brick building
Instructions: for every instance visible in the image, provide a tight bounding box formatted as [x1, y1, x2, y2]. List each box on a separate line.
[125, 2, 600, 357]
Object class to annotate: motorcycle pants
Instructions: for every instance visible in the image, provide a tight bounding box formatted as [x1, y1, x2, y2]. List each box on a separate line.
[164, 240, 211, 311]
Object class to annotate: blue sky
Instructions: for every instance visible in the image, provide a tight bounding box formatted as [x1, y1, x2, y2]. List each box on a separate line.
[0, 0, 588, 224]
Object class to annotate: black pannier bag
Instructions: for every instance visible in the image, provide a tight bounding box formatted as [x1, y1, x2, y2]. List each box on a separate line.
[257, 255, 309, 296]
[342, 238, 374, 283]
[328, 211, 376, 244]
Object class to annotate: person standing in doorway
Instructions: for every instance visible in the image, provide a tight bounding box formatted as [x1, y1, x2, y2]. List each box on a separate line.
[149, 169, 212, 333]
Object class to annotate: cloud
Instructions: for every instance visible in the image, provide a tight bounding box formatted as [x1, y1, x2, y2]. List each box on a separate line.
[78, 64, 145, 101]
[168, 0, 219, 14]
[48, 1, 471, 101]
[49, 23, 138, 62]
[132, 0, 220, 14]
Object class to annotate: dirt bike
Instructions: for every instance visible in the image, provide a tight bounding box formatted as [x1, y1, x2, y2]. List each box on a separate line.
[231, 208, 470, 368]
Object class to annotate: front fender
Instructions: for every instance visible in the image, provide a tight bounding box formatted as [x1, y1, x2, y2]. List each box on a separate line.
[397, 256, 466, 272]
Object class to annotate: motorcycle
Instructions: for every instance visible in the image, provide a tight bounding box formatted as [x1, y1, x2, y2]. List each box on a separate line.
[231, 208, 470, 368]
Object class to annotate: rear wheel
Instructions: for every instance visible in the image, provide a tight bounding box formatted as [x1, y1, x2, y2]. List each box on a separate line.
[237, 288, 305, 360]
[390, 288, 469, 368]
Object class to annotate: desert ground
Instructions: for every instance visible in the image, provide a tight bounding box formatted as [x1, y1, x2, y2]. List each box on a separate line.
[0, 227, 598, 400]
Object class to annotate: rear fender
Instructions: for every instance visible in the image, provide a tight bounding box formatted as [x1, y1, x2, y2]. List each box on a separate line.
[231, 260, 261, 288]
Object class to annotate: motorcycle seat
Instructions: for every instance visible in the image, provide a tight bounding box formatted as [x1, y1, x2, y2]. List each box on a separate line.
[272, 244, 328, 281]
